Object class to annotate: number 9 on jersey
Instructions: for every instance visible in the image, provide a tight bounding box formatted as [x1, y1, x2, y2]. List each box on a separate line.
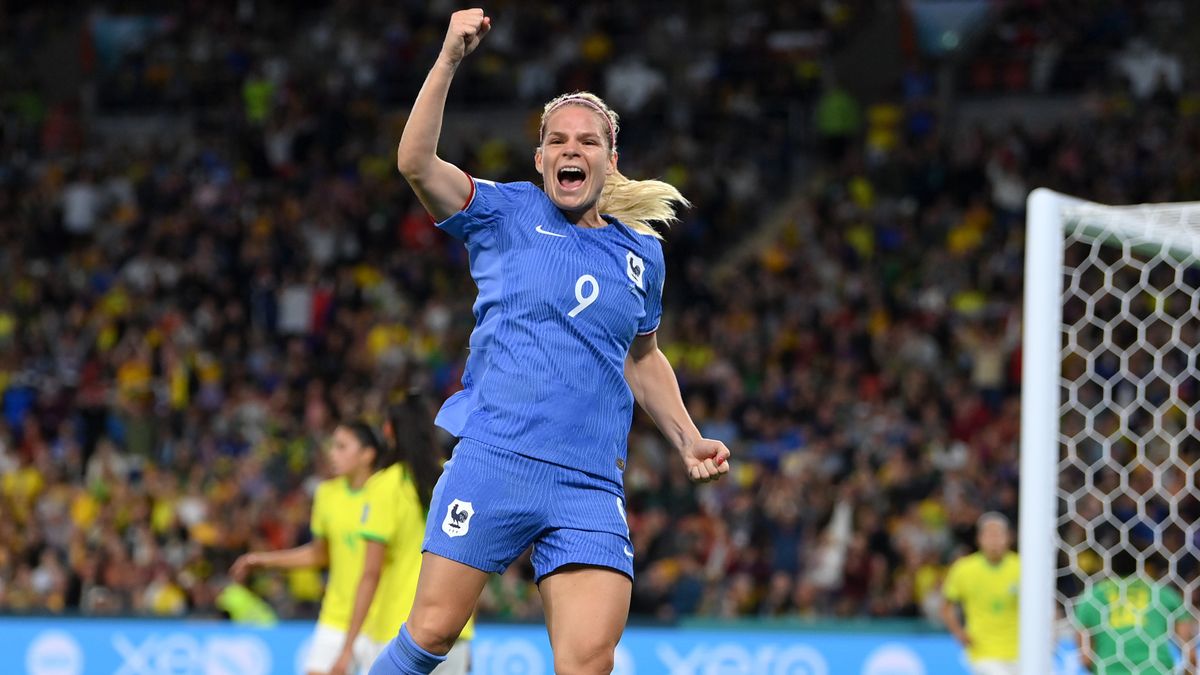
[568, 274, 599, 318]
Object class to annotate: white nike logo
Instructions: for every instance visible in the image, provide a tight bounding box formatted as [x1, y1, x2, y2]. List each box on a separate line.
[623, 546, 634, 558]
[535, 224, 567, 238]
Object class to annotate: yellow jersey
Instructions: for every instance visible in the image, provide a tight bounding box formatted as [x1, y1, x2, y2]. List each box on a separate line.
[310, 476, 369, 631]
[359, 464, 474, 644]
[943, 551, 1020, 662]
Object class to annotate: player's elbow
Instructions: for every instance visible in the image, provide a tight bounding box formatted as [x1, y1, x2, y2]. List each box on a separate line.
[396, 158, 420, 180]
[396, 143, 431, 180]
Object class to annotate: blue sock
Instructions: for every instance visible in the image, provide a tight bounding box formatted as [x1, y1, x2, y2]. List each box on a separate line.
[368, 624, 448, 675]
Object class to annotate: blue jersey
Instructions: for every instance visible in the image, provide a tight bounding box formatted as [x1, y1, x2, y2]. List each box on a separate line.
[433, 178, 664, 486]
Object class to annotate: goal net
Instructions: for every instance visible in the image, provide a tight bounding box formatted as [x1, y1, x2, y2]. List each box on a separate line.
[1019, 189, 1200, 674]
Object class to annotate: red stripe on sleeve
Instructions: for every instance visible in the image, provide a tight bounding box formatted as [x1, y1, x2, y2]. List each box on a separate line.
[461, 170, 475, 211]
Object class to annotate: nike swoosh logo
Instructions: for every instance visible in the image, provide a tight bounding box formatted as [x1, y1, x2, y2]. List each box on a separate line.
[623, 546, 634, 558]
[535, 225, 567, 238]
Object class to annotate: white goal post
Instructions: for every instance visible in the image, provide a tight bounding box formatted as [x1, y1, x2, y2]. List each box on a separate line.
[1020, 188, 1200, 674]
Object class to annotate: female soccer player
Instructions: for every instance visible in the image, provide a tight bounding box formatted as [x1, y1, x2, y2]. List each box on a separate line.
[370, 8, 731, 675]
[230, 421, 388, 675]
[328, 396, 471, 675]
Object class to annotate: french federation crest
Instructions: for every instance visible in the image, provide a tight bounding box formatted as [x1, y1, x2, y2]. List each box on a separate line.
[626, 251, 645, 290]
[442, 499, 474, 538]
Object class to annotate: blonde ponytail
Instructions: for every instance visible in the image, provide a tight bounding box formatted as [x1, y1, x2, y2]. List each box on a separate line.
[539, 91, 690, 239]
[599, 170, 690, 239]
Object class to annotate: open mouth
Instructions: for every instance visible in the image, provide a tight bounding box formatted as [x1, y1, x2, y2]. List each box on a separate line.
[557, 166, 586, 191]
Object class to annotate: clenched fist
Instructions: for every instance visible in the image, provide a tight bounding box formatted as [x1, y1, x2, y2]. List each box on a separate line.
[681, 438, 732, 484]
[441, 8, 491, 66]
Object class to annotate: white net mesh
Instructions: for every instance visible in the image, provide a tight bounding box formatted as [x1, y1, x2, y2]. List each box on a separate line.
[1057, 203, 1200, 672]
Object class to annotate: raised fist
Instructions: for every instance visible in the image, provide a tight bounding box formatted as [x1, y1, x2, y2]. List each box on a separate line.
[441, 8, 491, 65]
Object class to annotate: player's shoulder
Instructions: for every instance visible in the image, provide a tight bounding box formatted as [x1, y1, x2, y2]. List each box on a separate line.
[365, 463, 402, 494]
[608, 216, 665, 245]
[311, 478, 347, 517]
[636, 228, 666, 256]
[458, 178, 546, 221]
[953, 552, 994, 580]
[608, 218, 665, 264]
[952, 551, 983, 569]
[313, 477, 342, 500]
[475, 178, 543, 202]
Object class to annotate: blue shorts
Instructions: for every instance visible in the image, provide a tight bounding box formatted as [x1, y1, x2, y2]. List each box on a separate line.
[423, 437, 634, 581]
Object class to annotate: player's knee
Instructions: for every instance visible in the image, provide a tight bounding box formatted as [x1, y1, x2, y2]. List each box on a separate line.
[552, 638, 616, 675]
[404, 613, 458, 656]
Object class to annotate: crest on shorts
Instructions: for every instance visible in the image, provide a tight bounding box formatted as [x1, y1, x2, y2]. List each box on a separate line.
[442, 499, 474, 538]
[626, 251, 645, 290]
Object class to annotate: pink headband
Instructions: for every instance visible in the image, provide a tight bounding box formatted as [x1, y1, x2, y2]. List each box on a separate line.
[540, 96, 617, 150]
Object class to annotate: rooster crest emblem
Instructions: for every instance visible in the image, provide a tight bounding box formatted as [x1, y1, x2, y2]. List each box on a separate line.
[442, 499, 475, 538]
[626, 251, 645, 290]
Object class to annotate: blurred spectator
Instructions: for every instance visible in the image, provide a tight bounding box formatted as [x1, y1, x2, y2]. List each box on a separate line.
[815, 78, 862, 160]
[1114, 38, 1182, 101]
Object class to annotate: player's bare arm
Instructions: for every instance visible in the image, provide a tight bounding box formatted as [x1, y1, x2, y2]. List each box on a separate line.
[939, 599, 972, 650]
[329, 541, 386, 675]
[625, 332, 731, 483]
[230, 540, 330, 581]
[396, 9, 490, 221]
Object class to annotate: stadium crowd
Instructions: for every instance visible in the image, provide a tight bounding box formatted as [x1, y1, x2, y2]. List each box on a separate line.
[1, 1, 1197, 624]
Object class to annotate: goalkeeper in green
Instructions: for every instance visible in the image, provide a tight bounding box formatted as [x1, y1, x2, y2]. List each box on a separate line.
[1074, 550, 1196, 674]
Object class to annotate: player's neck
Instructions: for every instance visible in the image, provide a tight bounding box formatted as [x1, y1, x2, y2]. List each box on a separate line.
[346, 468, 371, 490]
[984, 551, 1008, 565]
[562, 206, 606, 229]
